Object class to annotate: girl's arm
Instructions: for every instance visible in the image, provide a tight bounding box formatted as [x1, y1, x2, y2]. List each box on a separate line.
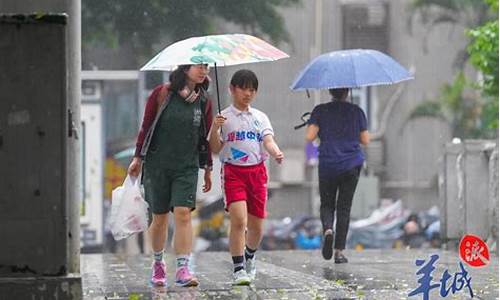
[129, 85, 163, 176]
[360, 130, 370, 145]
[134, 85, 163, 157]
[263, 135, 284, 164]
[305, 124, 319, 142]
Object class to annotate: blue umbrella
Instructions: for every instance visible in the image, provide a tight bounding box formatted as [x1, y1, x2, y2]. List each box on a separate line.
[290, 49, 413, 90]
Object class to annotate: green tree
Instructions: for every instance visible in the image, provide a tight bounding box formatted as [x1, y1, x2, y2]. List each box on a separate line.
[82, 0, 299, 65]
[408, 0, 498, 138]
[467, 0, 499, 129]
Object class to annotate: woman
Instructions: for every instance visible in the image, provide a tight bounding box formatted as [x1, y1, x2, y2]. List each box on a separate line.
[305, 88, 370, 263]
[128, 64, 213, 287]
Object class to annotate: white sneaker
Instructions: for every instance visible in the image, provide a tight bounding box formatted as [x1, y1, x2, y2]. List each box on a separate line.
[245, 257, 256, 280]
[232, 269, 251, 285]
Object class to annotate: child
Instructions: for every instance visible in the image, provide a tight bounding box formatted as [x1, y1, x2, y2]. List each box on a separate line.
[208, 69, 284, 285]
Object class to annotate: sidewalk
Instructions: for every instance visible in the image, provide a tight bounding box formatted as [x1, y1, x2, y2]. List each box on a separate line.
[82, 249, 499, 299]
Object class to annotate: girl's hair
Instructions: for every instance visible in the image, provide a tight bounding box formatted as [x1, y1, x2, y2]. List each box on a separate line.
[169, 65, 210, 92]
[230, 69, 258, 90]
[329, 88, 349, 101]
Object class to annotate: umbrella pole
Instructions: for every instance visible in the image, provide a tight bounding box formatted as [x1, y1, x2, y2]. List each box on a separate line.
[213, 63, 224, 137]
[214, 63, 221, 114]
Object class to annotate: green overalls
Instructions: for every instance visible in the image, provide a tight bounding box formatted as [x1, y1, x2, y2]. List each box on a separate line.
[143, 92, 202, 214]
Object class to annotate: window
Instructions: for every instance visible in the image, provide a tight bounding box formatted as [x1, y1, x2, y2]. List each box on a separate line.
[342, 2, 389, 54]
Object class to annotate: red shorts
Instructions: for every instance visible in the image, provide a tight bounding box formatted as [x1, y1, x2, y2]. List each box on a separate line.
[222, 162, 268, 219]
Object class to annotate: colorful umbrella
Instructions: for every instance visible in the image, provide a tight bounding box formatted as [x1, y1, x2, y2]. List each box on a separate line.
[140, 34, 289, 111]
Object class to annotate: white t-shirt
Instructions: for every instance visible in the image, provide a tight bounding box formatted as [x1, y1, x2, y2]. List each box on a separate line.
[211, 105, 274, 166]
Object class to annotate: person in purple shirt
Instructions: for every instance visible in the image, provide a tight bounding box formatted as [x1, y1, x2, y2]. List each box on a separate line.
[305, 88, 370, 263]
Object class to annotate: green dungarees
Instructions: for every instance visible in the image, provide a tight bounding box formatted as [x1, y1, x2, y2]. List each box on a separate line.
[143, 92, 202, 214]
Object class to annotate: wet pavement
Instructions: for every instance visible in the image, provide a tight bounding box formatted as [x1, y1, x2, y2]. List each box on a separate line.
[82, 249, 498, 299]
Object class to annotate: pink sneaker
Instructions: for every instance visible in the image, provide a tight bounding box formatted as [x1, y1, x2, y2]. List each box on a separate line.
[175, 266, 199, 287]
[151, 261, 167, 286]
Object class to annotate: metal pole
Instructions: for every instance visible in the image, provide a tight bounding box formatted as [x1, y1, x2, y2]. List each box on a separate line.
[310, 0, 322, 218]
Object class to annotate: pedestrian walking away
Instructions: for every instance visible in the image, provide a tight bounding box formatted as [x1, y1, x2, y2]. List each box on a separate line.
[305, 88, 370, 263]
[208, 69, 284, 285]
[128, 64, 214, 287]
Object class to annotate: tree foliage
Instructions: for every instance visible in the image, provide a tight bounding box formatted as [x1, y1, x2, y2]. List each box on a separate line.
[82, 0, 300, 64]
[467, 0, 499, 129]
[408, 0, 498, 137]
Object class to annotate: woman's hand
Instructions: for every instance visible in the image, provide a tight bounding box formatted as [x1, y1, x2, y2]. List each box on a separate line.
[203, 168, 212, 192]
[127, 157, 142, 177]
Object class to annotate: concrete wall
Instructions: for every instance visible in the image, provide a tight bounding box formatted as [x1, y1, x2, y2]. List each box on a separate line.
[440, 140, 498, 251]
[380, 0, 464, 210]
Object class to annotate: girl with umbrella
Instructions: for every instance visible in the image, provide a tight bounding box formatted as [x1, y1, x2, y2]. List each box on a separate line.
[305, 88, 370, 263]
[293, 49, 412, 263]
[128, 64, 213, 286]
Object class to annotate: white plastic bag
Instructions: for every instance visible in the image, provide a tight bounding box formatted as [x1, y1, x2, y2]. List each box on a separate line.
[110, 175, 149, 240]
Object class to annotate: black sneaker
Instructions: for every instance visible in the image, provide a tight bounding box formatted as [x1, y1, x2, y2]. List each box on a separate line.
[334, 253, 348, 264]
[322, 232, 334, 260]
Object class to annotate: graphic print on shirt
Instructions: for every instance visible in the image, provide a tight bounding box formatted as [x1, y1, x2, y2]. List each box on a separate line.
[193, 101, 202, 127]
[226, 130, 264, 142]
[220, 106, 273, 165]
[230, 147, 249, 162]
[253, 119, 262, 129]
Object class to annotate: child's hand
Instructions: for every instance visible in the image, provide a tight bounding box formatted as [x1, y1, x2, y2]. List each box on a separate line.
[274, 151, 284, 164]
[212, 114, 226, 129]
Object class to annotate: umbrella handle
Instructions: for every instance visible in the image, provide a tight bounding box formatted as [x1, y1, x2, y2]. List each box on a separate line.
[213, 63, 223, 137]
[294, 123, 307, 130]
[293, 112, 311, 130]
[214, 63, 221, 114]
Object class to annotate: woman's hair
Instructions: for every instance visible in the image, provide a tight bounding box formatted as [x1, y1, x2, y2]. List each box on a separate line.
[329, 88, 349, 101]
[230, 69, 258, 90]
[169, 65, 210, 92]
